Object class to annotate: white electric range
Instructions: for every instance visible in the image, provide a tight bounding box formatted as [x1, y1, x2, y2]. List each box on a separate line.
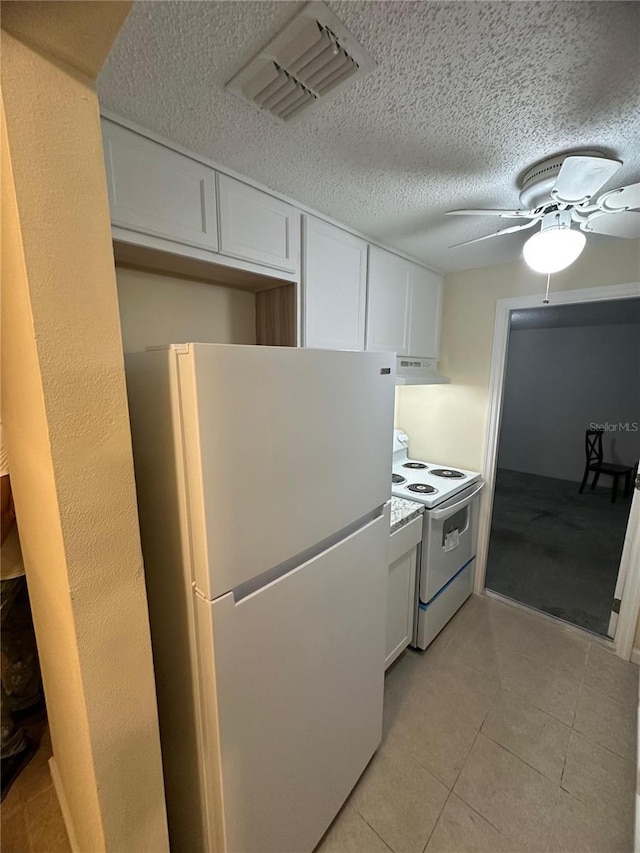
[392, 430, 480, 508]
[392, 430, 483, 650]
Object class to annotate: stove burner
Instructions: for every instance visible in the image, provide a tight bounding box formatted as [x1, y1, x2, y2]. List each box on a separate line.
[392, 473, 406, 485]
[403, 462, 427, 470]
[431, 468, 465, 479]
[407, 483, 437, 495]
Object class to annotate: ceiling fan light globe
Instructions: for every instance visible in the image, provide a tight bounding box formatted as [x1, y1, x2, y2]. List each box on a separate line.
[522, 226, 586, 274]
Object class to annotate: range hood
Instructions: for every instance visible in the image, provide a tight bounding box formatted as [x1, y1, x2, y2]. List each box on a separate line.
[395, 356, 451, 386]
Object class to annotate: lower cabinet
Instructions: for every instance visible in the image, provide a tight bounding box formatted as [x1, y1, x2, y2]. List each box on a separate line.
[385, 514, 423, 669]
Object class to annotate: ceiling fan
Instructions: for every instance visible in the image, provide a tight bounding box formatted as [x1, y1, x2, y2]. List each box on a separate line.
[447, 151, 640, 273]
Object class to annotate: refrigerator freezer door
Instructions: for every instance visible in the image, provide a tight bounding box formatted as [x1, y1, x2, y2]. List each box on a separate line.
[193, 508, 389, 853]
[178, 343, 395, 599]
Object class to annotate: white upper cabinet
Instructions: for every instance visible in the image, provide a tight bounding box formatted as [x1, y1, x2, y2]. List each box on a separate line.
[218, 175, 300, 273]
[366, 246, 442, 358]
[303, 217, 367, 350]
[407, 264, 443, 359]
[366, 246, 411, 355]
[102, 119, 218, 253]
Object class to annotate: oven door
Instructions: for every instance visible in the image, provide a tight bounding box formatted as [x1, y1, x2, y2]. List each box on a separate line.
[420, 482, 484, 609]
[413, 482, 483, 650]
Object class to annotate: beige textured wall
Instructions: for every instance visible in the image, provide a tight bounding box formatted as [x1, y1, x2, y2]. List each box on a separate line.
[116, 266, 256, 352]
[396, 238, 640, 469]
[1, 8, 168, 851]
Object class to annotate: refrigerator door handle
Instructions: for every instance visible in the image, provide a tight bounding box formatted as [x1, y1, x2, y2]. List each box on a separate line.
[229, 504, 389, 603]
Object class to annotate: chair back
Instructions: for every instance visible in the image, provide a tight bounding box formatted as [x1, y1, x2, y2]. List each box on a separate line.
[585, 429, 604, 465]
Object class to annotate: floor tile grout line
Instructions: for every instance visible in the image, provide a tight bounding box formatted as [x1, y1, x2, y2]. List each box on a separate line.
[507, 645, 590, 683]
[479, 596, 598, 649]
[354, 808, 395, 853]
[475, 727, 566, 788]
[488, 684, 574, 734]
[475, 594, 596, 643]
[353, 732, 457, 853]
[542, 781, 565, 853]
[559, 729, 571, 790]
[384, 731, 460, 793]
[453, 638, 587, 697]
[453, 732, 564, 850]
[569, 641, 591, 728]
[498, 683, 576, 729]
[446, 788, 513, 847]
[481, 589, 612, 645]
[578, 675, 640, 711]
[572, 715, 636, 762]
[449, 708, 487, 792]
[427, 645, 581, 731]
[420, 788, 452, 853]
[569, 726, 638, 766]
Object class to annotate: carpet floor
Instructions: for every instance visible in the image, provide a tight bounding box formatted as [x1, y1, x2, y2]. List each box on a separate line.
[485, 468, 632, 636]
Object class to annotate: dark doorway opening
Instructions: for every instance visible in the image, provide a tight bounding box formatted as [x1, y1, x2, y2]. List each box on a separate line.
[485, 298, 640, 636]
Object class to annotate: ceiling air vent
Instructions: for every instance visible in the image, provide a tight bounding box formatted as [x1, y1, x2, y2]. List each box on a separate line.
[225, 1, 377, 124]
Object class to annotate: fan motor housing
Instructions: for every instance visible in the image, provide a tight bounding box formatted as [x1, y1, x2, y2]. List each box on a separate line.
[519, 150, 605, 209]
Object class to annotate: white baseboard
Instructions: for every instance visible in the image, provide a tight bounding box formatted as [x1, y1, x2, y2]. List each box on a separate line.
[631, 647, 640, 666]
[49, 757, 80, 853]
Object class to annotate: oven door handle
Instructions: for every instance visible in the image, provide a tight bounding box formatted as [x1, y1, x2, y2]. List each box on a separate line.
[430, 482, 484, 520]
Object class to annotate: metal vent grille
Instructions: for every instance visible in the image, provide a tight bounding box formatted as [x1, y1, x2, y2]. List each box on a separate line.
[226, 1, 376, 123]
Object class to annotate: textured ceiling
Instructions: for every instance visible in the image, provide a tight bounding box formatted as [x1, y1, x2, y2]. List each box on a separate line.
[98, 1, 640, 273]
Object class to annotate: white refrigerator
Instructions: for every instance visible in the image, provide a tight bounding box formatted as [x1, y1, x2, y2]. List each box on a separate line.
[125, 343, 395, 853]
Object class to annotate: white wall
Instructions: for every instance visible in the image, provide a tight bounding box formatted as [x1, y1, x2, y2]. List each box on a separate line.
[498, 323, 640, 482]
[116, 266, 256, 352]
[395, 238, 640, 471]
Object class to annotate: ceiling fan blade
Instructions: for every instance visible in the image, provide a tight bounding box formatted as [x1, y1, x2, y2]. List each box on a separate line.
[582, 210, 640, 239]
[446, 208, 533, 219]
[449, 218, 539, 249]
[598, 181, 640, 212]
[552, 155, 622, 204]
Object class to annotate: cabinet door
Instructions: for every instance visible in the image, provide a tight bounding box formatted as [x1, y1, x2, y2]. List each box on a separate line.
[218, 174, 300, 272]
[366, 246, 411, 355]
[408, 266, 443, 359]
[303, 217, 367, 350]
[102, 119, 218, 252]
[385, 545, 417, 669]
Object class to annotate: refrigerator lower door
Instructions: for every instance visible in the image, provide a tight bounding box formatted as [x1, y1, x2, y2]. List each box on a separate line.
[194, 508, 389, 853]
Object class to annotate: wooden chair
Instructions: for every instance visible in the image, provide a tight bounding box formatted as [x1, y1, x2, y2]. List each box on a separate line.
[578, 429, 635, 503]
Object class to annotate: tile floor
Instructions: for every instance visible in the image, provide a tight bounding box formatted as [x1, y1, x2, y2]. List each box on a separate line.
[1, 595, 637, 853]
[318, 594, 638, 853]
[0, 723, 71, 853]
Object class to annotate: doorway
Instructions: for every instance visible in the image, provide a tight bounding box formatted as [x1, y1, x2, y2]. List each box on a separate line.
[484, 298, 640, 637]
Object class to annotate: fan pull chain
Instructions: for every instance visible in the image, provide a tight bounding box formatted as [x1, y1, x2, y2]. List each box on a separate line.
[543, 273, 551, 305]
